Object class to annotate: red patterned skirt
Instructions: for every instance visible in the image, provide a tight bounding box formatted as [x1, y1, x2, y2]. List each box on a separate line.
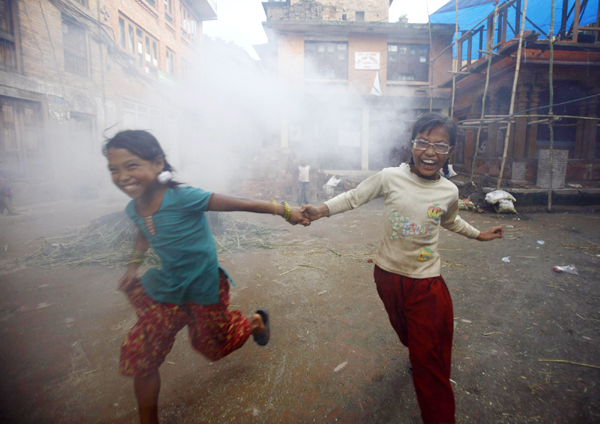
[119, 272, 251, 377]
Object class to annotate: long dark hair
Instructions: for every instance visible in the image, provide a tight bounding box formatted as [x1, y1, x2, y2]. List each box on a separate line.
[408, 112, 457, 177]
[102, 130, 181, 188]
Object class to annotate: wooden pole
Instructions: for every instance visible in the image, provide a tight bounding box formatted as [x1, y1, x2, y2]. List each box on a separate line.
[496, 0, 529, 190]
[426, 0, 434, 112]
[450, 0, 459, 117]
[548, 0, 556, 212]
[470, 3, 498, 182]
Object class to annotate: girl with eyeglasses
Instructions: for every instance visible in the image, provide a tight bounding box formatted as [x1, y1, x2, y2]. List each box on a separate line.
[301, 112, 503, 424]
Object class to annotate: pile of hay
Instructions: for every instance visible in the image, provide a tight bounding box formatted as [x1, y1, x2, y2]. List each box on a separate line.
[26, 212, 282, 268]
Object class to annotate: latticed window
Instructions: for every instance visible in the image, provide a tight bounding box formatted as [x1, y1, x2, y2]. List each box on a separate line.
[166, 48, 175, 76]
[62, 17, 87, 76]
[0, 0, 18, 72]
[180, 3, 198, 41]
[164, 0, 173, 23]
[304, 41, 348, 80]
[387, 44, 429, 82]
[119, 14, 159, 78]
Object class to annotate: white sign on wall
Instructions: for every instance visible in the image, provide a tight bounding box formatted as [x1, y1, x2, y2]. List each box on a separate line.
[355, 52, 380, 70]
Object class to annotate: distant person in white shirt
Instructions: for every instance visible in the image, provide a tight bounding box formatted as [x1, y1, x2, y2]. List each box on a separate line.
[298, 162, 310, 205]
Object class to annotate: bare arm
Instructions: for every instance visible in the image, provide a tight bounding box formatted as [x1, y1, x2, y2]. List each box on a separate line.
[442, 201, 503, 241]
[207, 193, 309, 226]
[118, 229, 149, 291]
[476, 226, 504, 241]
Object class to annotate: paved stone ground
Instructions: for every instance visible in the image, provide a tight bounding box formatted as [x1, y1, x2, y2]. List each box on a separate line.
[0, 197, 599, 424]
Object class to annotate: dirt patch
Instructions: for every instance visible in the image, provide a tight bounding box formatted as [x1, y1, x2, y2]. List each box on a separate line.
[0, 199, 599, 423]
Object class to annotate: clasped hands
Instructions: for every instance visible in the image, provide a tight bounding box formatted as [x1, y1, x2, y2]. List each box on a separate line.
[287, 204, 328, 226]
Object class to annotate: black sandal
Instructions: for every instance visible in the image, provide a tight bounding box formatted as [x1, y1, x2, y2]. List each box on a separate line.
[253, 309, 270, 346]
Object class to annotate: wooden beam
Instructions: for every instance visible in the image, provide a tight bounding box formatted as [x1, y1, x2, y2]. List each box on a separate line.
[497, 0, 528, 189]
[573, 0, 581, 42]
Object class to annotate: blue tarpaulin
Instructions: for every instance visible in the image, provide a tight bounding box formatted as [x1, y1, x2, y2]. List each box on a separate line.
[431, 0, 599, 59]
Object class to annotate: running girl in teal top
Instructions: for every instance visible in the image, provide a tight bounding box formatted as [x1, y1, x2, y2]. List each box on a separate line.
[104, 130, 308, 424]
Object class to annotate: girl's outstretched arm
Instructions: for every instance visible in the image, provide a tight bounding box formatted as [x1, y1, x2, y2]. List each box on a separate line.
[119, 229, 149, 292]
[207, 193, 309, 226]
[476, 226, 503, 241]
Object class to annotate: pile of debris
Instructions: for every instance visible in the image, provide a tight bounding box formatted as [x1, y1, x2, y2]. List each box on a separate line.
[230, 146, 369, 202]
[318, 172, 360, 199]
[26, 212, 159, 268]
[485, 190, 518, 214]
[230, 147, 295, 200]
[208, 212, 286, 253]
[26, 212, 283, 268]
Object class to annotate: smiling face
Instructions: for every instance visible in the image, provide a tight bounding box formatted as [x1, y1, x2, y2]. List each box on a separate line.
[107, 147, 164, 199]
[410, 126, 451, 180]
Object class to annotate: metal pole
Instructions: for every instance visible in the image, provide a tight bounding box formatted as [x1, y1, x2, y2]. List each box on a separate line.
[497, 0, 529, 189]
[470, 2, 498, 182]
[548, 0, 556, 212]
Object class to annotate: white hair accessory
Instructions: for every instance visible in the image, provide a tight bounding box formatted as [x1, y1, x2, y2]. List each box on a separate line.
[158, 171, 173, 184]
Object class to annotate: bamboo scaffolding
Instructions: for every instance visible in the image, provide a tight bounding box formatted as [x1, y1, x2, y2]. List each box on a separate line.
[426, 0, 434, 112]
[470, 3, 499, 182]
[429, 0, 519, 65]
[450, 0, 459, 118]
[497, 0, 529, 189]
[458, 115, 600, 125]
[440, 0, 598, 193]
[548, 0, 556, 212]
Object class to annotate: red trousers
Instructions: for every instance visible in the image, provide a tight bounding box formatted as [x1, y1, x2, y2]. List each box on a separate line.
[374, 265, 455, 424]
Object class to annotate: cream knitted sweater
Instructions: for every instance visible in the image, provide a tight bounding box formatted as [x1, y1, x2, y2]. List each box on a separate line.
[325, 164, 480, 279]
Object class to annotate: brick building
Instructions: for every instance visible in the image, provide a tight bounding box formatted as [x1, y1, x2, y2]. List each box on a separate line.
[0, 0, 216, 193]
[256, 0, 455, 172]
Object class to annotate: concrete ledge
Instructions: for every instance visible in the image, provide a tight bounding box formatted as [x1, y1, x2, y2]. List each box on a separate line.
[482, 187, 600, 206]
[509, 188, 547, 194]
[553, 189, 579, 195]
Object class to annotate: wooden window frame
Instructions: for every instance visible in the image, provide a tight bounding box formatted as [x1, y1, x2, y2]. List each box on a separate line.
[62, 16, 88, 77]
[180, 3, 198, 42]
[118, 17, 126, 49]
[0, 0, 19, 73]
[164, 0, 174, 24]
[166, 47, 175, 76]
[119, 14, 159, 78]
[68, 112, 96, 153]
[304, 41, 348, 80]
[181, 58, 196, 82]
[387, 43, 429, 82]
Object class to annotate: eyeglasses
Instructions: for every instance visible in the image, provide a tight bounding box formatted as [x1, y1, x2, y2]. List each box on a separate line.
[412, 139, 451, 154]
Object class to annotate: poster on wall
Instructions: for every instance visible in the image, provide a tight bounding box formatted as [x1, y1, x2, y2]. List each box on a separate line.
[355, 52, 380, 70]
